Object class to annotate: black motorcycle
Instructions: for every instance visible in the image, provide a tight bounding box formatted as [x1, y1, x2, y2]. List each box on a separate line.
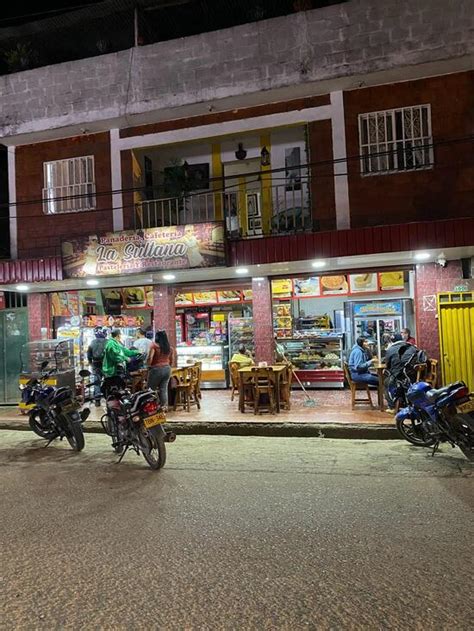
[22, 362, 90, 452]
[101, 386, 175, 469]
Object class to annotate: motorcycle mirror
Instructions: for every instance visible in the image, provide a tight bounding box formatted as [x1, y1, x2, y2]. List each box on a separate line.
[41, 360, 49, 369]
[79, 369, 91, 378]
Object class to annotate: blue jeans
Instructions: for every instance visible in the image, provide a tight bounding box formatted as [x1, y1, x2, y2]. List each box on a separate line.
[91, 365, 103, 401]
[351, 371, 379, 386]
[148, 366, 171, 408]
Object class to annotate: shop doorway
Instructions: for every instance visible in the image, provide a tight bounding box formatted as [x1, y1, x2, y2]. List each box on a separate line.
[0, 308, 28, 403]
[223, 158, 262, 237]
[438, 292, 474, 390]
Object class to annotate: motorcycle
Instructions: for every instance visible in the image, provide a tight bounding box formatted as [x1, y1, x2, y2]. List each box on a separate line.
[396, 379, 474, 461]
[101, 386, 175, 469]
[21, 361, 91, 452]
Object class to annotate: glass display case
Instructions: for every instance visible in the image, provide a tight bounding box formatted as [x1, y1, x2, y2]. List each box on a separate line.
[279, 332, 344, 388]
[228, 316, 255, 358]
[19, 339, 76, 401]
[176, 344, 227, 388]
[273, 301, 293, 338]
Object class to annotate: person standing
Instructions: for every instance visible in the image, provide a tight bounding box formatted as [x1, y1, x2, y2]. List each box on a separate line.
[348, 337, 378, 386]
[87, 326, 108, 406]
[134, 327, 153, 359]
[102, 329, 140, 395]
[148, 330, 173, 410]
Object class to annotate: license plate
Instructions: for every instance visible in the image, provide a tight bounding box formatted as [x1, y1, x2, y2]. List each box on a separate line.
[457, 399, 474, 413]
[143, 413, 166, 429]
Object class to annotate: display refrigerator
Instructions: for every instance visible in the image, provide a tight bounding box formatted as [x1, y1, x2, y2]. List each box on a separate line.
[279, 332, 344, 388]
[176, 344, 227, 388]
[344, 299, 414, 361]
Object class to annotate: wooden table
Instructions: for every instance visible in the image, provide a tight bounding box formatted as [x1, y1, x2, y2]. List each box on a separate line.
[238, 365, 287, 413]
[373, 363, 386, 411]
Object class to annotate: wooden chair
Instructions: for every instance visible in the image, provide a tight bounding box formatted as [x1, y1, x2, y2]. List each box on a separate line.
[239, 370, 255, 413]
[343, 362, 373, 410]
[414, 363, 427, 382]
[173, 367, 201, 412]
[193, 361, 203, 400]
[425, 359, 439, 387]
[279, 363, 293, 411]
[251, 367, 276, 415]
[229, 361, 240, 401]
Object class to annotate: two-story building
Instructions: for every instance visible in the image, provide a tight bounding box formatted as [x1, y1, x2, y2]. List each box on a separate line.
[0, 0, 473, 403]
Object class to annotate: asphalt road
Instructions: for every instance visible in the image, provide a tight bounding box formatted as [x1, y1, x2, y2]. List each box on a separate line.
[1, 431, 473, 630]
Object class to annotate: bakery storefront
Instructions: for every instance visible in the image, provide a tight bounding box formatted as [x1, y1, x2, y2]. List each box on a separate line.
[271, 269, 415, 389]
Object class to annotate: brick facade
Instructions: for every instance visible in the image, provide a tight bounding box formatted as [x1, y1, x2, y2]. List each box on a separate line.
[344, 71, 474, 228]
[28, 293, 51, 341]
[15, 132, 113, 259]
[415, 261, 474, 375]
[251, 277, 274, 364]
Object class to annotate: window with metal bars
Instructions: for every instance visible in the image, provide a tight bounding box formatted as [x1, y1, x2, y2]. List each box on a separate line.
[358, 105, 433, 175]
[43, 156, 96, 214]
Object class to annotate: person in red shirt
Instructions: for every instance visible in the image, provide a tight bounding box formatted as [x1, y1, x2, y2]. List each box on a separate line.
[401, 328, 416, 345]
[147, 330, 173, 410]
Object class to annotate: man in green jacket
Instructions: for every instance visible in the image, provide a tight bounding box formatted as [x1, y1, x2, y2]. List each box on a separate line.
[102, 329, 140, 393]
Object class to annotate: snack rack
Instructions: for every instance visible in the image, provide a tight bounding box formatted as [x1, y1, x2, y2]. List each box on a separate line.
[279, 331, 344, 388]
[228, 316, 255, 358]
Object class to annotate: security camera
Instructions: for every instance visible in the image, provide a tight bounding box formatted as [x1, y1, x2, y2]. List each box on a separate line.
[436, 252, 447, 268]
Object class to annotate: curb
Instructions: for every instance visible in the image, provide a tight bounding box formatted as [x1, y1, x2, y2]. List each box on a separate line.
[0, 420, 398, 440]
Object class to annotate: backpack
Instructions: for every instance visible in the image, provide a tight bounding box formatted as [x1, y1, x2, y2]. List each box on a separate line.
[91, 338, 107, 362]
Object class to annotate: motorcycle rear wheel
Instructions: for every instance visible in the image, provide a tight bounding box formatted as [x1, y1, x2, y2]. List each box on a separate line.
[64, 415, 85, 452]
[140, 430, 166, 470]
[396, 416, 435, 447]
[28, 410, 57, 440]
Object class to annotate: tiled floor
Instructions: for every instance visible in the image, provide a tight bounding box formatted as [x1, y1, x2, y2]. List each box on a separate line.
[0, 388, 394, 426]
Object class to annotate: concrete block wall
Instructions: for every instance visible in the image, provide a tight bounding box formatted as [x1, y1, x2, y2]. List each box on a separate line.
[1, 0, 473, 140]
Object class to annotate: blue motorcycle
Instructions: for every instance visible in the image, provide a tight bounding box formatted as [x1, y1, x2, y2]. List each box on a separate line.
[396, 380, 474, 460]
[20, 361, 90, 451]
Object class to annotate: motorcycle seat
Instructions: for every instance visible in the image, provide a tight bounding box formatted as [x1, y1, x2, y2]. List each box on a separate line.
[427, 381, 466, 402]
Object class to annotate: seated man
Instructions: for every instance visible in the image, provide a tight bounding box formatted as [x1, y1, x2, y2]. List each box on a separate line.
[231, 345, 254, 368]
[348, 337, 378, 386]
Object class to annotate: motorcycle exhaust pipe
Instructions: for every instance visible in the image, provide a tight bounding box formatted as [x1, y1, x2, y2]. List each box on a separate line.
[165, 431, 176, 443]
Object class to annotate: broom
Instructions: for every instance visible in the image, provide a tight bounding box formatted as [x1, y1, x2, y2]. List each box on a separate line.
[280, 349, 318, 408]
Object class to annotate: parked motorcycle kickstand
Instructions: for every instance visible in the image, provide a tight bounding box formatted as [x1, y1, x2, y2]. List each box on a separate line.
[116, 443, 129, 463]
[431, 441, 440, 457]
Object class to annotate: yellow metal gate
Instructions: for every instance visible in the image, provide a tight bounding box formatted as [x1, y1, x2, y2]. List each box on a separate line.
[438, 292, 474, 391]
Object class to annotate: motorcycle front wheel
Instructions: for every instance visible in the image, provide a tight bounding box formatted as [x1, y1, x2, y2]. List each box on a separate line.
[139, 428, 166, 470]
[28, 409, 58, 440]
[396, 416, 436, 447]
[63, 415, 85, 452]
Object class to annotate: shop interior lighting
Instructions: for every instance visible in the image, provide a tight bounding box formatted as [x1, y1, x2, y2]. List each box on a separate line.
[235, 267, 249, 275]
[163, 273, 176, 281]
[414, 252, 430, 261]
[16, 284, 29, 291]
[86, 279, 99, 286]
[311, 260, 327, 269]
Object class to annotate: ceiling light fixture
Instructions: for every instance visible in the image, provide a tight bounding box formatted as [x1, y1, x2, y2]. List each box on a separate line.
[252, 277, 265, 281]
[163, 273, 176, 281]
[414, 252, 430, 261]
[311, 260, 326, 269]
[235, 267, 249, 275]
[86, 279, 99, 286]
[16, 284, 29, 291]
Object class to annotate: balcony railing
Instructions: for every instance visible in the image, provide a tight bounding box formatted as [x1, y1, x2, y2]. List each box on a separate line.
[135, 181, 313, 237]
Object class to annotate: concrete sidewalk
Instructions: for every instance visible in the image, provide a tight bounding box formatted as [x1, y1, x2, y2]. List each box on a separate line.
[0, 404, 398, 440]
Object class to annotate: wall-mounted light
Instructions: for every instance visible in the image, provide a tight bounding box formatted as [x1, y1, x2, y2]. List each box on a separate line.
[235, 143, 247, 160]
[260, 146, 270, 167]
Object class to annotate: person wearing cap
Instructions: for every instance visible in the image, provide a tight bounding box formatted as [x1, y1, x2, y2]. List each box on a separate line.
[87, 326, 108, 406]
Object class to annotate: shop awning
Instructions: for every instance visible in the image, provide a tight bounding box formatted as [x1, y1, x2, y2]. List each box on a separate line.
[0, 256, 63, 285]
[229, 217, 474, 266]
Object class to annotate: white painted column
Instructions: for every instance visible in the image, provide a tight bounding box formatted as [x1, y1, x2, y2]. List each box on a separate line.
[330, 91, 351, 230]
[110, 128, 124, 231]
[7, 146, 17, 259]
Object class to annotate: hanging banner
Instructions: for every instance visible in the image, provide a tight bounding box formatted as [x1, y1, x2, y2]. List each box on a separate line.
[62, 222, 226, 278]
[349, 273, 378, 294]
[293, 277, 320, 297]
[379, 271, 404, 291]
[320, 275, 349, 295]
